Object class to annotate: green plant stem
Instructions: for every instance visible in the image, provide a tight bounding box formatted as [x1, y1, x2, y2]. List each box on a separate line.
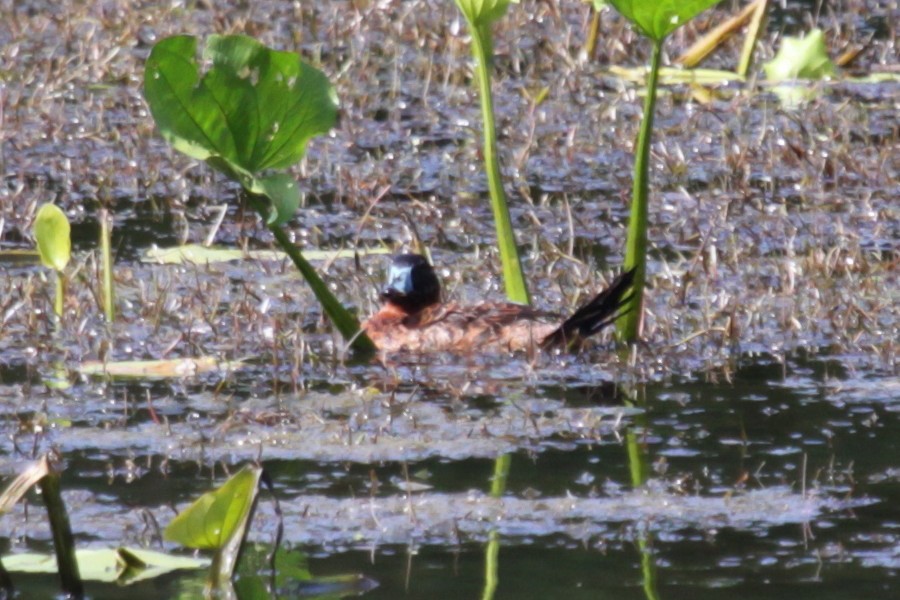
[482, 453, 510, 600]
[482, 529, 500, 600]
[618, 39, 663, 342]
[100, 208, 115, 323]
[625, 426, 649, 488]
[623, 386, 659, 600]
[249, 196, 376, 355]
[40, 467, 83, 598]
[54, 272, 65, 320]
[638, 532, 661, 600]
[489, 453, 510, 498]
[469, 30, 530, 305]
[622, 383, 651, 488]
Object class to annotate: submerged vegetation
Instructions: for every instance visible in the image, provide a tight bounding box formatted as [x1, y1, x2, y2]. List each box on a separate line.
[0, 0, 897, 597]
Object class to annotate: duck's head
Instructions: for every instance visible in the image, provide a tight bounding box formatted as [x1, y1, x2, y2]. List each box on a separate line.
[380, 253, 441, 314]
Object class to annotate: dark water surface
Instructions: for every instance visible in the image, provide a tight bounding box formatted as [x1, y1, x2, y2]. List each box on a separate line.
[0, 0, 897, 598]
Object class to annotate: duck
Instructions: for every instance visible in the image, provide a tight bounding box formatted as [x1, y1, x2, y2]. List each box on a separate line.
[361, 253, 635, 354]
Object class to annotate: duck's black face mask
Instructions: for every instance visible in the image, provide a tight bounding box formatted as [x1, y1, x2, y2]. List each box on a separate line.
[381, 253, 441, 313]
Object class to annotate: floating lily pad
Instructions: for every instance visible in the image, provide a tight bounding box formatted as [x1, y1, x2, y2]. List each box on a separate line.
[141, 244, 389, 265]
[78, 357, 243, 379]
[2, 548, 209, 584]
[608, 65, 745, 85]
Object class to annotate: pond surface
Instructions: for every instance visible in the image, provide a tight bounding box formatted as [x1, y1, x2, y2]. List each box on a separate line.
[0, 0, 897, 598]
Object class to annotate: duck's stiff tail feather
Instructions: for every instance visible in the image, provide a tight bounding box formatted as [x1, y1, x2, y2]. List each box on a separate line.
[540, 268, 636, 349]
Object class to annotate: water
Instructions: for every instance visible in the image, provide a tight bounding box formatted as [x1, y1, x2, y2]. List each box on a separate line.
[0, 0, 897, 597]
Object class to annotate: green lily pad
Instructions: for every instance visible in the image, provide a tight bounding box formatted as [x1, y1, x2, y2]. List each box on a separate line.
[2, 548, 209, 584]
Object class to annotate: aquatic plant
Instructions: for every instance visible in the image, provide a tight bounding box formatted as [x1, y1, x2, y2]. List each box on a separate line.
[143, 35, 375, 353]
[607, 0, 722, 342]
[451, 9, 527, 573]
[0, 456, 209, 593]
[33, 203, 71, 320]
[453, 0, 530, 305]
[764, 28, 836, 81]
[165, 465, 262, 589]
[763, 28, 838, 107]
[0, 456, 82, 597]
[99, 208, 115, 323]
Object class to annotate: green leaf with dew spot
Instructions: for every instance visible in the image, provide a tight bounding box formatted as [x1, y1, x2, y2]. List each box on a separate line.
[143, 35, 338, 223]
[608, 0, 722, 42]
[34, 203, 71, 272]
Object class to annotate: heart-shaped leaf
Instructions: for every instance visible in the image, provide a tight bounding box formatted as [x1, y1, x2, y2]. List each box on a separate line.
[609, 0, 722, 42]
[143, 35, 338, 221]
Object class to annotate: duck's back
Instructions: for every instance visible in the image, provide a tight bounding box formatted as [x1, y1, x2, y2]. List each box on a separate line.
[363, 302, 560, 353]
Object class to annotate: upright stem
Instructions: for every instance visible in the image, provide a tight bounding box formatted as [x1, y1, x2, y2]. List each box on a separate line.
[482, 453, 510, 600]
[618, 39, 663, 342]
[40, 466, 83, 598]
[469, 30, 530, 305]
[100, 208, 115, 323]
[54, 272, 65, 320]
[489, 453, 511, 497]
[245, 192, 375, 354]
[267, 223, 376, 355]
[623, 386, 659, 600]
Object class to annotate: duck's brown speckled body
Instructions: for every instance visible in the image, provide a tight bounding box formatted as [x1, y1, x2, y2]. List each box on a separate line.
[362, 254, 634, 354]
